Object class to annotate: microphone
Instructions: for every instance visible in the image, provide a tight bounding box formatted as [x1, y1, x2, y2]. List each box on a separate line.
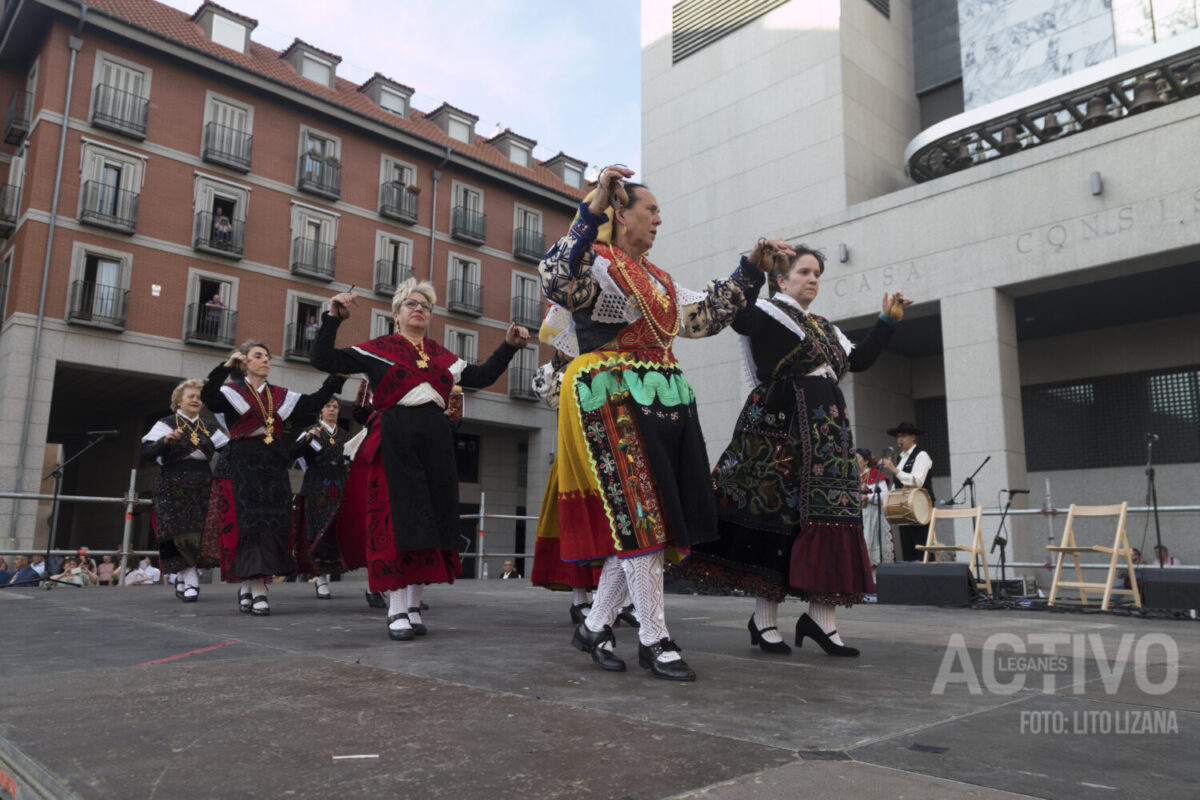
[86, 430, 121, 440]
[1145, 432, 1159, 442]
[1005, 489, 1030, 495]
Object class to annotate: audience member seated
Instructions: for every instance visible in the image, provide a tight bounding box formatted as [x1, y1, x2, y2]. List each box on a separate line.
[7, 555, 41, 587]
[0, 555, 10, 584]
[97, 555, 116, 586]
[124, 557, 162, 586]
[1152, 545, 1182, 567]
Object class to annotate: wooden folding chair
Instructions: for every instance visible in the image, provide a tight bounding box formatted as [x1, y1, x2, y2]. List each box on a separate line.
[1046, 503, 1142, 611]
[916, 506, 992, 598]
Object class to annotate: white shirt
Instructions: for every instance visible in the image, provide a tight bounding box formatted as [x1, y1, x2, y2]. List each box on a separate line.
[892, 446, 932, 490]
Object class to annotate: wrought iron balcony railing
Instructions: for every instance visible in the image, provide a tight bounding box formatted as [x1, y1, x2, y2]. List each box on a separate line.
[379, 182, 418, 223]
[202, 122, 252, 172]
[184, 302, 237, 348]
[290, 237, 336, 281]
[513, 227, 545, 262]
[297, 153, 341, 200]
[447, 278, 482, 316]
[284, 321, 320, 361]
[79, 180, 138, 233]
[193, 211, 244, 258]
[450, 206, 486, 244]
[0, 184, 19, 238]
[510, 296, 542, 330]
[4, 90, 30, 145]
[374, 258, 413, 296]
[67, 281, 128, 328]
[91, 84, 149, 139]
[508, 366, 538, 400]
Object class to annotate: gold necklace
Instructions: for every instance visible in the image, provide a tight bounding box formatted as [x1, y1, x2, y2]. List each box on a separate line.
[610, 248, 679, 348]
[175, 413, 209, 446]
[322, 424, 337, 446]
[247, 380, 276, 444]
[404, 335, 430, 368]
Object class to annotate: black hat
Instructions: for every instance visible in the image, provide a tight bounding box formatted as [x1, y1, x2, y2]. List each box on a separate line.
[886, 422, 923, 437]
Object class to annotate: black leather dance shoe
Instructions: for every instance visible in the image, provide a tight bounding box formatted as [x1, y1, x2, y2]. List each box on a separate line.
[181, 586, 199, 603]
[175, 583, 186, 601]
[571, 622, 626, 671]
[365, 590, 386, 609]
[237, 591, 252, 614]
[407, 607, 427, 636]
[615, 604, 640, 628]
[747, 616, 791, 655]
[637, 639, 696, 681]
[250, 595, 270, 617]
[315, 583, 331, 600]
[569, 602, 592, 626]
[387, 612, 415, 641]
[794, 614, 859, 657]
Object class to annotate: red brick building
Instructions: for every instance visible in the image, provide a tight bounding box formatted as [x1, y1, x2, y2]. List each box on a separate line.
[0, 0, 589, 563]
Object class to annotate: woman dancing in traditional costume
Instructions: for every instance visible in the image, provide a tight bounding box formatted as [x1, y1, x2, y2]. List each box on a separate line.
[289, 396, 350, 599]
[676, 247, 910, 656]
[141, 379, 227, 602]
[311, 279, 529, 641]
[201, 341, 344, 616]
[540, 164, 786, 680]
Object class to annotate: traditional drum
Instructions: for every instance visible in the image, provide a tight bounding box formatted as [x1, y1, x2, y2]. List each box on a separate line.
[883, 487, 932, 526]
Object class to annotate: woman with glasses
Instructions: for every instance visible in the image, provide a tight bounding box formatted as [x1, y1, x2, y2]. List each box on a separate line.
[312, 279, 530, 641]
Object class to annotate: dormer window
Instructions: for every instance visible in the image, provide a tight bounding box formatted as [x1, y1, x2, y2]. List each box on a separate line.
[282, 39, 341, 90]
[428, 103, 479, 145]
[544, 152, 587, 189]
[563, 164, 582, 188]
[191, 2, 256, 55]
[359, 74, 414, 118]
[488, 129, 537, 168]
[510, 142, 531, 167]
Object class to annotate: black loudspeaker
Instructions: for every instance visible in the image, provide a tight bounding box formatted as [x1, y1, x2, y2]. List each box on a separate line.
[877, 563, 974, 606]
[1139, 568, 1200, 610]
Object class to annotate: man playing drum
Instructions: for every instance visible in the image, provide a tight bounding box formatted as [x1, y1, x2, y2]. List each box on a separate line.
[880, 422, 935, 561]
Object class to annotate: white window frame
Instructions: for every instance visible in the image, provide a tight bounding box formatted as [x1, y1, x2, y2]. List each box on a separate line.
[88, 50, 152, 123]
[446, 115, 472, 143]
[78, 138, 147, 196]
[298, 126, 341, 171]
[66, 241, 132, 323]
[452, 180, 484, 214]
[444, 324, 478, 364]
[562, 163, 582, 189]
[371, 308, 396, 338]
[378, 85, 408, 116]
[513, 203, 542, 234]
[446, 252, 481, 296]
[300, 53, 334, 87]
[209, 13, 248, 53]
[283, 288, 329, 358]
[289, 200, 339, 248]
[202, 91, 254, 142]
[379, 155, 417, 189]
[193, 172, 250, 220]
[511, 271, 539, 302]
[509, 141, 531, 167]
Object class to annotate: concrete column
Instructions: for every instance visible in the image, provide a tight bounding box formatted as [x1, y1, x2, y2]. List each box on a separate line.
[0, 323, 56, 550]
[941, 289, 1032, 560]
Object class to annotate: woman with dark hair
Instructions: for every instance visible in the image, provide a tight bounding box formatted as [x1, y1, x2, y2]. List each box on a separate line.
[201, 340, 344, 616]
[540, 164, 786, 680]
[312, 279, 530, 641]
[857, 448, 891, 567]
[141, 378, 227, 602]
[289, 395, 350, 598]
[676, 247, 911, 656]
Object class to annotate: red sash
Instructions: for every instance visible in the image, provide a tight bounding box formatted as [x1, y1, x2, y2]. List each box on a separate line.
[226, 381, 288, 439]
[355, 334, 458, 409]
[594, 243, 679, 351]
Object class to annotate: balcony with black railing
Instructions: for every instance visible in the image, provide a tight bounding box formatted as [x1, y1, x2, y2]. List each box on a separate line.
[447, 278, 483, 316]
[508, 366, 538, 401]
[184, 302, 237, 348]
[297, 153, 341, 200]
[513, 227, 545, 262]
[291, 237, 336, 281]
[67, 281, 128, 329]
[374, 258, 413, 296]
[91, 84, 149, 139]
[379, 182, 418, 223]
[193, 211, 244, 258]
[5, 90, 30, 145]
[0, 184, 19, 238]
[79, 180, 138, 233]
[284, 321, 320, 361]
[202, 122, 252, 172]
[451, 206, 486, 244]
[510, 296, 541, 330]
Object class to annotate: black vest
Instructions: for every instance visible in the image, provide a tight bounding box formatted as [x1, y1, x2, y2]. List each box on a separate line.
[893, 446, 936, 505]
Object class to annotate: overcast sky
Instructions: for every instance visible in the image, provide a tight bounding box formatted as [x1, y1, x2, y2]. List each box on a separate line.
[160, 0, 644, 175]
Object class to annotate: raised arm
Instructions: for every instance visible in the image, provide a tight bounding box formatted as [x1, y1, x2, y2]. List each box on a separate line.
[459, 323, 528, 390]
[201, 363, 237, 416]
[310, 313, 371, 376]
[849, 291, 910, 372]
[539, 203, 606, 311]
[292, 374, 346, 420]
[677, 258, 763, 339]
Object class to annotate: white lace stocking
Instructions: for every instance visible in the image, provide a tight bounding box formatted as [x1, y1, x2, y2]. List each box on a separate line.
[406, 584, 424, 626]
[754, 598, 783, 644]
[620, 551, 679, 661]
[584, 557, 627, 650]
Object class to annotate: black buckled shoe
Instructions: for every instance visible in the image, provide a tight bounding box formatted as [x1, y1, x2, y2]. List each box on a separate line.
[748, 616, 791, 654]
[387, 613, 415, 641]
[795, 614, 859, 657]
[175, 583, 185, 600]
[365, 591, 386, 609]
[569, 602, 591, 626]
[181, 586, 199, 603]
[407, 607, 427, 636]
[238, 591, 252, 614]
[615, 604, 640, 628]
[638, 639, 696, 681]
[571, 623, 626, 671]
[250, 595, 270, 617]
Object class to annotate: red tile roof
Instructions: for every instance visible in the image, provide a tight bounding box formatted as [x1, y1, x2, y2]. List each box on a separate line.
[83, 0, 587, 201]
[189, 1, 256, 28]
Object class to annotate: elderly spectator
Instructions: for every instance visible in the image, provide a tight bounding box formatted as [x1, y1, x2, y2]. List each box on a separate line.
[8, 555, 41, 586]
[125, 557, 162, 586]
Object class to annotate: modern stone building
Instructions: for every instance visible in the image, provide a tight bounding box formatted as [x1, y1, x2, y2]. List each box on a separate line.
[0, 0, 590, 570]
[643, 0, 1200, 570]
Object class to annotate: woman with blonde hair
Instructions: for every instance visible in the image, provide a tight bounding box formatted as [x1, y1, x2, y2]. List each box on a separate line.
[141, 378, 228, 602]
[312, 279, 530, 640]
[202, 340, 344, 615]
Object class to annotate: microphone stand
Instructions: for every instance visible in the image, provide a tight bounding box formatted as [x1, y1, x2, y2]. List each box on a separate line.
[991, 491, 1015, 600]
[1145, 435, 1165, 570]
[2, 432, 115, 589]
[945, 455, 990, 508]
